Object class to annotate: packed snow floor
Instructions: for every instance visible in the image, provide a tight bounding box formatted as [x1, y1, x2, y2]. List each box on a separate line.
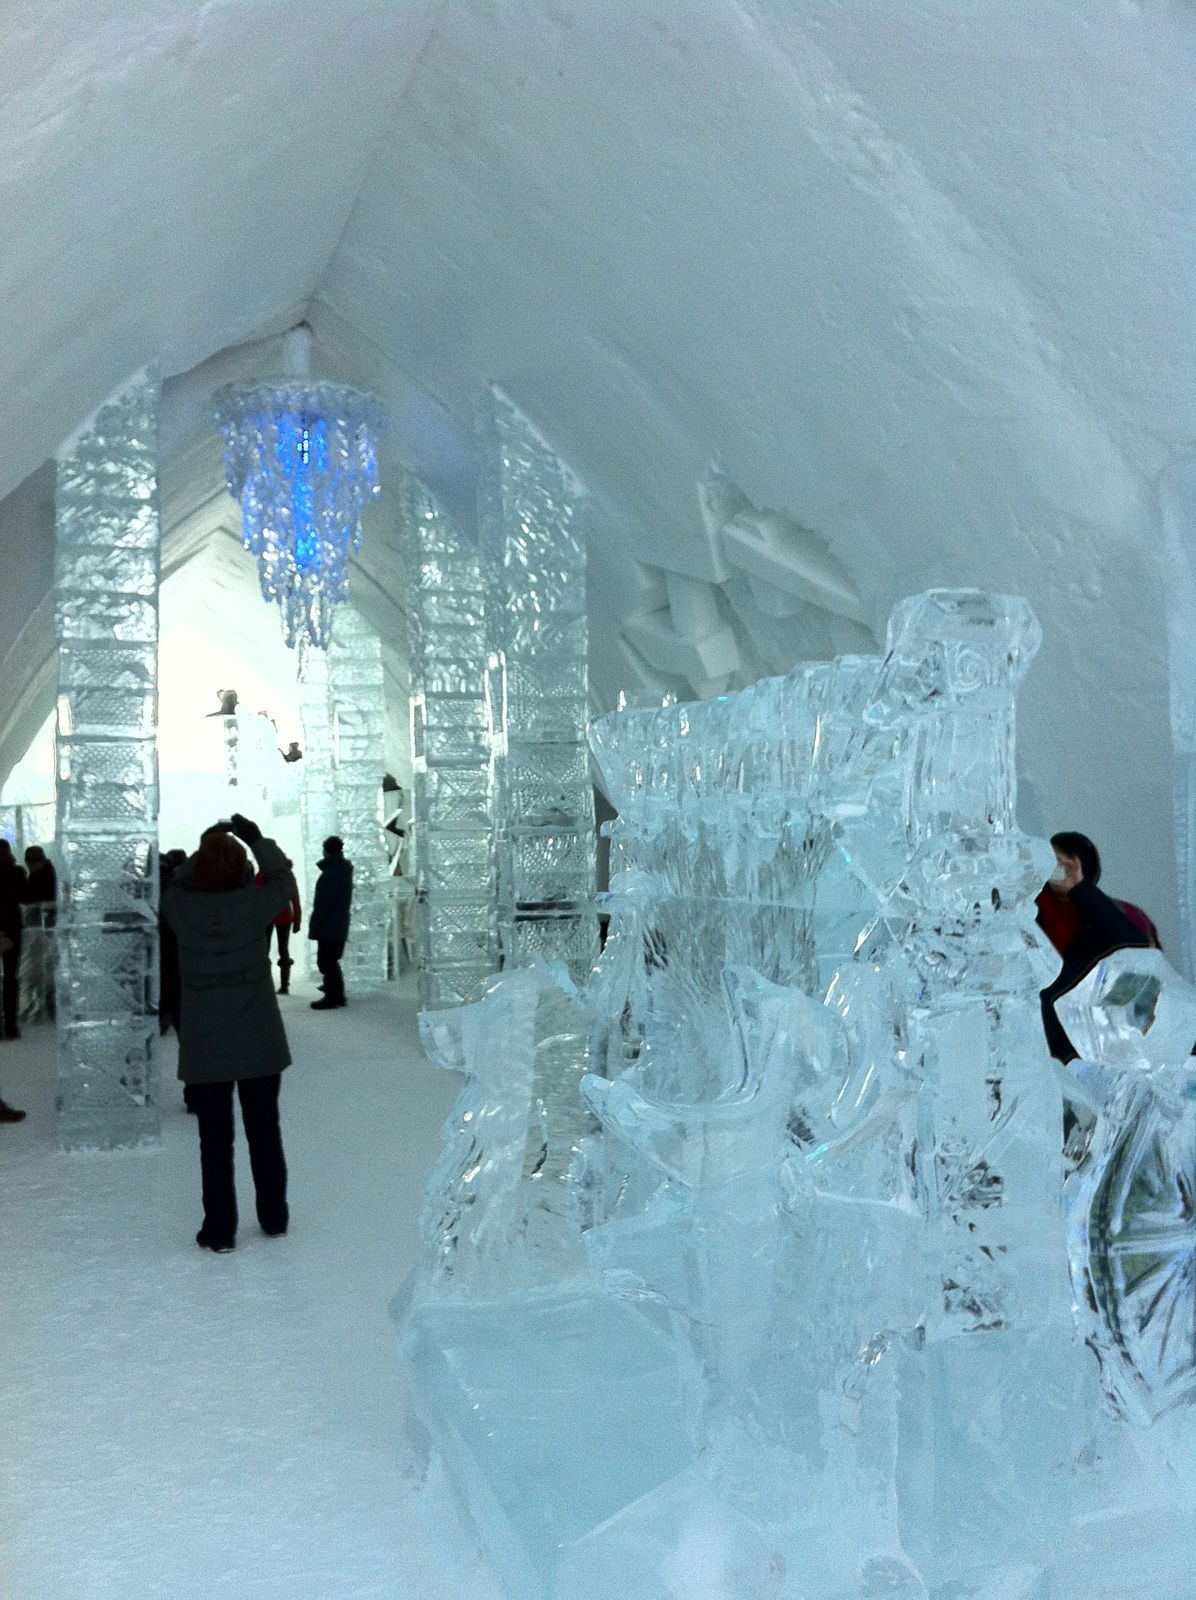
[0, 975, 504, 1600]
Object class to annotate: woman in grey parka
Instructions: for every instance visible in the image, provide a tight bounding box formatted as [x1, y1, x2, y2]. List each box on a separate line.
[162, 813, 296, 1252]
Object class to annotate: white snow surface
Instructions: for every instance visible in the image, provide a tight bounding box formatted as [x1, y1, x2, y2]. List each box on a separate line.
[0, 979, 504, 1600]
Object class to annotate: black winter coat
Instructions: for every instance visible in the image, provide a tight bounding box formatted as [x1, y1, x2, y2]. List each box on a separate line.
[0, 862, 27, 939]
[162, 835, 294, 1085]
[308, 856, 353, 943]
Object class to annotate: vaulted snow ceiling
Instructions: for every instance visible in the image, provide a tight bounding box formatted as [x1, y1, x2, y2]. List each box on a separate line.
[1, 0, 1193, 936]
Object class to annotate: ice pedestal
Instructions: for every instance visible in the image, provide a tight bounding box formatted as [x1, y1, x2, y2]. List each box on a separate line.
[396, 589, 1194, 1600]
[396, 1286, 691, 1600]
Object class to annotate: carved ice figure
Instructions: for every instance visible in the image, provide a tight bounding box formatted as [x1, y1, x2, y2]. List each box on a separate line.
[410, 963, 592, 1298]
[1058, 949, 1196, 1424]
[396, 962, 691, 1598]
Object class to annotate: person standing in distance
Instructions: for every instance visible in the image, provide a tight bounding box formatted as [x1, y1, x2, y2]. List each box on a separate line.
[1035, 830, 1153, 1064]
[308, 835, 352, 1010]
[0, 840, 27, 1039]
[162, 814, 295, 1252]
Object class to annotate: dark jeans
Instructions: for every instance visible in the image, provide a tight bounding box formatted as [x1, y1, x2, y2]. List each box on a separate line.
[1, 938, 20, 1035]
[189, 1074, 288, 1244]
[316, 938, 345, 1003]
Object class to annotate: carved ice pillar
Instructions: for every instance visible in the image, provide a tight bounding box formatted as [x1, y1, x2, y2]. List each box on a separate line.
[298, 617, 389, 989]
[326, 607, 389, 987]
[480, 388, 598, 981]
[399, 476, 496, 1008]
[54, 371, 161, 1150]
[871, 590, 1073, 1586]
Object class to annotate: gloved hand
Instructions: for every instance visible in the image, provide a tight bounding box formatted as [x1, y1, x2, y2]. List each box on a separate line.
[228, 813, 262, 844]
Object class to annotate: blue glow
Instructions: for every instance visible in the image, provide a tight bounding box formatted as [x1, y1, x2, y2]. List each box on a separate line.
[276, 412, 322, 574]
[215, 377, 383, 648]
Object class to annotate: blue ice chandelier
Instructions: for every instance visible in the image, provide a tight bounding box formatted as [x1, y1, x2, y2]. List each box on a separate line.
[214, 378, 384, 649]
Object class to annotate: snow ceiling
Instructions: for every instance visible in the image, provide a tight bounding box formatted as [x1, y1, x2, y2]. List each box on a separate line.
[0, 0, 1192, 939]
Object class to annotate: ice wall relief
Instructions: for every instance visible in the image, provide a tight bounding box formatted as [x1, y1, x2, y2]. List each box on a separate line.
[396, 588, 1196, 1600]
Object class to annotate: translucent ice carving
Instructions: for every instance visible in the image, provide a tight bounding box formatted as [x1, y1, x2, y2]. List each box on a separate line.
[297, 611, 390, 987]
[399, 475, 496, 1009]
[480, 388, 597, 981]
[54, 372, 161, 1150]
[397, 589, 1192, 1600]
[1059, 950, 1196, 1423]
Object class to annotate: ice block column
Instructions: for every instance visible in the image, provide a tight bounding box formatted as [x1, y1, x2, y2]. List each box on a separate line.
[479, 387, 598, 982]
[298, 644, 336, 919]
[54, 370, 161, 1151]
[399, 476, 496, 1009]
[326, 606, 389, 988]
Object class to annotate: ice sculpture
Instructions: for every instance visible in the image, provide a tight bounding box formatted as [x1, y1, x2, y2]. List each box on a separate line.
[214, 376, 383, 649]
[394, 962, 692, 1599]
[398, 587, 1196, 1599]
[326, 607, 389, 987]
[296, 613, 389, 987]
[1058, 949, 1196, 1425]
[298, 644, 337, 881]
[480, 388, 597, 982]
[399, 475, 497, 1008]
[54, 371, 161, 1150]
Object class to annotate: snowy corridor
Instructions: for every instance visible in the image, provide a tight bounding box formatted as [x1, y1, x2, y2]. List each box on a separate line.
[0, 977, 500, 1599]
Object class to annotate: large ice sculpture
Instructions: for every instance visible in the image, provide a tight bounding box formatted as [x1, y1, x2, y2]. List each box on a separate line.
[399, 588, 1196, 1598]
[1058, 949, 1196, 1425]
[399, 475, 497, 1008]
[480, 388, 597, 982]
[54, 371, 161, 1150]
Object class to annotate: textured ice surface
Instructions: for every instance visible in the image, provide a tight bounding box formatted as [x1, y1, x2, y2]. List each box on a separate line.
[54, 371, 161, 1150]
[326, 606, 389, 986]
[1059, 951, 1196, 1425]
[480, 388, 597, 981]
[397, 588, 1196, 1599]
[297, 612, 389, 986]
[400, 475, 496, 1009]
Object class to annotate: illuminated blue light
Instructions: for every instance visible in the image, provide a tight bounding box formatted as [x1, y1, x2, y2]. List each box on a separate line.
[214, 381, 383, 649]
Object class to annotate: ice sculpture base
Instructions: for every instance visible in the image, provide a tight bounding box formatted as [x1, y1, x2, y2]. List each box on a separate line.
[396, 1283, 691, 1599]
[57, 1112, 160, 1154]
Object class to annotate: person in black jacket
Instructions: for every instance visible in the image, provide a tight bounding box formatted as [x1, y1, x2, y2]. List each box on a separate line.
[1037, 831, 1151, 1063]
[0, 840, 27, 1040]
[162, 815, 294, 1252]
[308, 835, 352, 1011]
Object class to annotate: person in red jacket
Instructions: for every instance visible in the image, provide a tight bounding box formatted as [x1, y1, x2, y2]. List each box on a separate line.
[256, 858, 301, 995]
[1035, 831, 1157, 1063]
